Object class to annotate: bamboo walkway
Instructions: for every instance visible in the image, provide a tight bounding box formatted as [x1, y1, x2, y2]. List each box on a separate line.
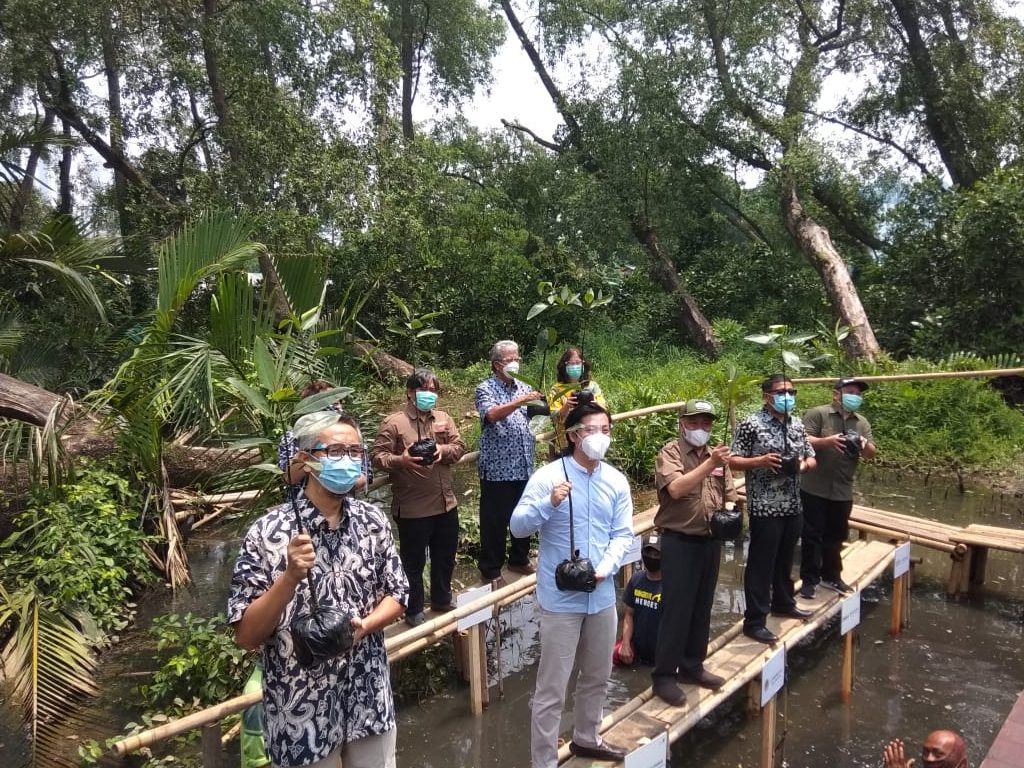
[558, 539, 897, 767]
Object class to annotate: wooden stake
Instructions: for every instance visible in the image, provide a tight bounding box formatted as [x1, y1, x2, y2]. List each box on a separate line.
[890, 573, 905, 636]
[760, 695, 777, 768]
[201, 723, 222, 768]
[466, 624, 486, 715]
[840, 631, 855, 702]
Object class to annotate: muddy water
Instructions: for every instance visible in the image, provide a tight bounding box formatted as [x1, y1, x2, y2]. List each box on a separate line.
[3, 469, 1022, 767]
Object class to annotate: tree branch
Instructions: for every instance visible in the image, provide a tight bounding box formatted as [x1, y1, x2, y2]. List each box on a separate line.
[500, 119, 562, 152]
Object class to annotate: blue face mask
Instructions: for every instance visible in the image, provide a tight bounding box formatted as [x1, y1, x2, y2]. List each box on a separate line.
[841, 393, 863, 412]
[565, 363, 584, 380]
[772, 393, 796, 414]
[316, 455, 362, 495]
[415, 391, 438, 411]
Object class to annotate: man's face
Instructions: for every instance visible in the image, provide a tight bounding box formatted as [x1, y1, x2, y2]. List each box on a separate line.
[681, 414, 714, 434]
[834, 384, 862, 402]
[764, 379, 795, 412]
[304, 422, 362, 481]
[571, 412, 611, 451]
[494, 349, 519, 376]
[921, 731, 965, 768]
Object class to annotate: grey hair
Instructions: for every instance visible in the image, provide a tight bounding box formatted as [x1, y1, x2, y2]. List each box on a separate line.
[489, 340, 518, 362]
[293, 411, 362, 451]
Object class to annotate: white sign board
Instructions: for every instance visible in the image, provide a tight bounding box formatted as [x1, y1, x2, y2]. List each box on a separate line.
[625, 535, 643, 566]
[625, 730, 668, 768]
[893, 542, 912, 578]
[840, 592, 861, 635]
[760, 646, 786, 706]
[456, 584, 492, 632]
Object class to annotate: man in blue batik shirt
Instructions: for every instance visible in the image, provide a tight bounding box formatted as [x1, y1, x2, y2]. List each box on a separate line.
[475, 339, 544, 582]
[511, 401, 633, 768]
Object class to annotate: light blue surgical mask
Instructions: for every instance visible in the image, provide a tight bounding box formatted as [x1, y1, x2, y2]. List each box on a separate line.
[772, 393, 796, 414]
[415, 391, 438, 411]
[317, 456, 362, 495]
[841, 393, 863, 412]
[565, 363, 584, 380]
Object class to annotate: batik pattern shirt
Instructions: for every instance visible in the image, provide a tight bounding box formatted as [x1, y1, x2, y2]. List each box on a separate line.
[475, 375, 536, 481]
[731, 407, 814, 518]
[227, 494, 408, 767]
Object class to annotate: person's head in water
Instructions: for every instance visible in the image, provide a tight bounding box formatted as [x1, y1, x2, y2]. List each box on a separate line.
[922, 730, 967, 768]
[640, 533, 661, 575]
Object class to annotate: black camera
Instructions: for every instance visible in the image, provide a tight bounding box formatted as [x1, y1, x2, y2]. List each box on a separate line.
[779, 455, 801, 476]
[291, 606, 354, 668]
[575, 389, 594, 407]
[710, 504, 742, 540]
[555, 552, 598, 593]
[526, 401, 551, 419]
[843, 431, 862, 458]
[408, 438, 437, 466]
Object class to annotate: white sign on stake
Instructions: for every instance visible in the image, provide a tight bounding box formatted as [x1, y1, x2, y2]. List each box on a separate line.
[761, 646, 786, 707]
[456, 584, 492, 632]
[625, 730, 668, 768]
[841, 592, 861, 635]
[625, 535, 643, 566]
[894, 542, 911, 578]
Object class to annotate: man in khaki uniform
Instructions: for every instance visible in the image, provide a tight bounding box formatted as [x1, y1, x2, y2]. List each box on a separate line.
[650, 399, 737, 706]
[371, 368, 466, 626]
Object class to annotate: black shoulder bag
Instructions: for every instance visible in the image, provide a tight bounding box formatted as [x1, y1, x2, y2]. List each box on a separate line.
[554, 459, 598, 593]
[288, 493, 355, 667]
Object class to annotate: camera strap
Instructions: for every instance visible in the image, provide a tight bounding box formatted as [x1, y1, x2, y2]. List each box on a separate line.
[560, 458, 579, 560]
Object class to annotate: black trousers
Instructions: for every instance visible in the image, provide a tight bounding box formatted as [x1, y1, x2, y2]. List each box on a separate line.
[652, 532, 721, 681]
[800, 491, 853, 584]
[744, 514, 802, 631]
[478, 479, 531, 579]
[397, 507, 460, 616]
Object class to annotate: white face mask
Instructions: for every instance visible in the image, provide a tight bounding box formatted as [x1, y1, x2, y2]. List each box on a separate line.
[683, 428, 711, 447]
[502, 361, 520, 376]
[580, 433, 611, 461]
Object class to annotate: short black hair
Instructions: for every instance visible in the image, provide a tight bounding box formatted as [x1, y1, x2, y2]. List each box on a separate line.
[405, 367, 441, 393]
[561, 401, 612, 456]
[761, 373, 793, 393]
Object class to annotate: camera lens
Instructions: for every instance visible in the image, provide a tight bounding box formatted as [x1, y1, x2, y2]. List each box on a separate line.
[844, 432, 861, 458]
[779, 455, 800, 476]
[408, 438, 437, 466]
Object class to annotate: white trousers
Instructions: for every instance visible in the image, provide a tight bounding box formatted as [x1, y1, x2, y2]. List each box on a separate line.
[283, 728, 397, 768]
[531, 605, 617, 768]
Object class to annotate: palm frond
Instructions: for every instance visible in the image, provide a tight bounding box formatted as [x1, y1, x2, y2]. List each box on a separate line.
[272, 251, 328, 318]
[0, 583, 97, 768]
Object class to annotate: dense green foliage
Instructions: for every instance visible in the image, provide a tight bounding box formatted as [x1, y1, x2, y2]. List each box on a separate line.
[0, 461, 154, 637]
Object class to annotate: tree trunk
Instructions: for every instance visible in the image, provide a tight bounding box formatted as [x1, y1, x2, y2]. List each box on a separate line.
[58, 118, 73, 216]
[9, 109, 55, 232]
[630, 219, 721, 358]
[200, 0, 238, 164]
[889, 0, 982, 187]
[101, 15, 129, 237]
[780, 182, 881, 361]
[400, 0, 416, 140]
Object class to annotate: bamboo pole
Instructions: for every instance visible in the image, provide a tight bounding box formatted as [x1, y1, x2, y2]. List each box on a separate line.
[760, 695, 778, 768]
[840, 631, 855, 702]
[466, 624, 486, 715]
[794, 368, 1024, 385]
[890, 573, 905, 636]
[848, 521, 956, 553]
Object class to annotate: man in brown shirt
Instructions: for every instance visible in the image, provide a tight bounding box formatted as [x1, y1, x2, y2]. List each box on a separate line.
[371, 368, 466, 626]
[650, 399, 737, 706]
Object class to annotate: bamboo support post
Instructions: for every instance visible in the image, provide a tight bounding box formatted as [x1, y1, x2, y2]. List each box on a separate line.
[466, 624, 486, 715]
[891, 572, 905, 636]
[201, 723, 223, 768]
[760, 695, 778, 768]
[840, 631, 855, 703]
[969, 546, 989, 586]
[112, 691, 260, 756]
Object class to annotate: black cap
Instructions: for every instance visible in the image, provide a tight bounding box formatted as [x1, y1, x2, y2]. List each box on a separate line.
[642, 533, 661, 553]
[834, 377, 869, 392]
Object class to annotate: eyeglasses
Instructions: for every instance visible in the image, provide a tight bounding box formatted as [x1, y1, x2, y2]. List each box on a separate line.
[770, 389, 797, 396]
[499, 357, 520, 364]
[312, 443, 364, 460]
[575, 425, 613, 436]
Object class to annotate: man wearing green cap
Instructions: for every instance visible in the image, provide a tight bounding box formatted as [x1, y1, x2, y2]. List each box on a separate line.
[799, 377, 877, 597]
[650, 399, 737, 706]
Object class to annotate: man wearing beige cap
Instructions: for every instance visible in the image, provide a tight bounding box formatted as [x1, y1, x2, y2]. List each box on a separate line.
[651, 399, 737, 706]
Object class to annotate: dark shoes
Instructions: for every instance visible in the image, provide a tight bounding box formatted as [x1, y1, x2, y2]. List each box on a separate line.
[569, 739, 629, 762]
[821, 578, 854, 595]
[405, 611, 427, 627]
[508, 561, 537, 576]
[744, 626, 779, 644]
[431, 603, 456, 613]
[652, 677, 687, 706]
[771, 606, 813, 620]
[679, 669, 726, 690]
[799, 582, 816, 599]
